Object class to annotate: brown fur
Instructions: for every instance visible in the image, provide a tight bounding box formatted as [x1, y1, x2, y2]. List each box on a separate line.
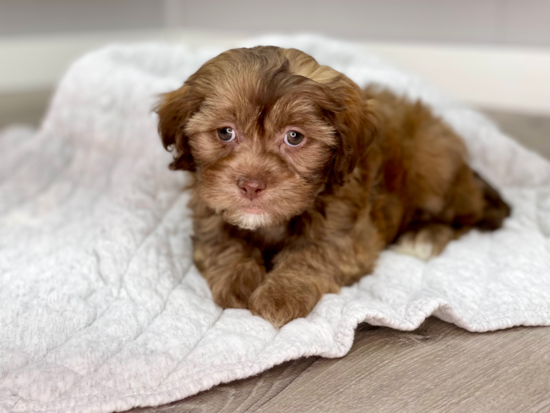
[157, 46, 510, 327]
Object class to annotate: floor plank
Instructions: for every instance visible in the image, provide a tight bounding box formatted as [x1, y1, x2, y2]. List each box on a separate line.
[483, 108, 550, 160]
[130, 319, 550, 412]
[255, 319, 550, 413]
[0, 89, 53, 129]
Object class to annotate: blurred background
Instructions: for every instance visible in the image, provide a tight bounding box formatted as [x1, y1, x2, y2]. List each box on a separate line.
[1, 0, 549, 156]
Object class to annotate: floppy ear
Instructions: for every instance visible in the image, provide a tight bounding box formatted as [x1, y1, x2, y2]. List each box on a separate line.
[281, 48, 377, 186]
[326, 76, 377, 186]
[156, 85, 203, 171]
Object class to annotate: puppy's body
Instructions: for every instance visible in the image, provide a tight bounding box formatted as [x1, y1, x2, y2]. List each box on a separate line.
[158, 46, 510, 326]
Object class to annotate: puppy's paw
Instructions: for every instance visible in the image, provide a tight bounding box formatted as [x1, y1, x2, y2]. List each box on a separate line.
[248, 277, 321, 327]
[392, 224, 455, 261]
[391, 232, 434, 261]
[209, 261, 265, 309]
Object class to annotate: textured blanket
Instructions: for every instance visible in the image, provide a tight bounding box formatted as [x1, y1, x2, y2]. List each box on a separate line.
[1, 35, 549, 413]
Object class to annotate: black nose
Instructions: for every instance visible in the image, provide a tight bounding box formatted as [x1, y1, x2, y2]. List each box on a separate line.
[238, 178, 266, 200]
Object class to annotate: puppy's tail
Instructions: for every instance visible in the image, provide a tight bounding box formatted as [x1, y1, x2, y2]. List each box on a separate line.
[474, 172, 511, 231]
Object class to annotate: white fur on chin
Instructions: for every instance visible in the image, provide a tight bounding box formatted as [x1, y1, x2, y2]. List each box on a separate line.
[235, 212, 273, 230]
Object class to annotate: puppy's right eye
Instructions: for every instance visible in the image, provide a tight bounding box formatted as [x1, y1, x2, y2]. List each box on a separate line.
[217, 127, 236, 142]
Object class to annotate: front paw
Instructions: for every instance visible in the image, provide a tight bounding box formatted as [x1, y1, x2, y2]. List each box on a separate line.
[248, 277, 324, 327]
[208, 260, 265, 309]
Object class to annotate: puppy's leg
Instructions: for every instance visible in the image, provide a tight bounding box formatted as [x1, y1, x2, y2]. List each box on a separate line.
[394, 167, 510, 261]
[248, 248, 341, 327]
[392, 223, 466, 261]
[473, 171, 511, 231]
[194, 238, 266, 309]
[249, 217, 383, 327]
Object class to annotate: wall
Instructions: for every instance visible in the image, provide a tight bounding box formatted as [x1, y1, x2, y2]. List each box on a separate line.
[0, 0, 165, 36]
[1, 0, 549, 46]
[0, 1, 548, 114]
[169, 0, 550, 47]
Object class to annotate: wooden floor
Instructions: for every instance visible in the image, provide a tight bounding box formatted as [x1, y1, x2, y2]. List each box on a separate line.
[134, 319, 550, 413]
[2, 91, 550, 413]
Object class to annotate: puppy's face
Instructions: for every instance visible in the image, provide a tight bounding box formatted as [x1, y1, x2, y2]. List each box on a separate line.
[157, 47, 374, 230]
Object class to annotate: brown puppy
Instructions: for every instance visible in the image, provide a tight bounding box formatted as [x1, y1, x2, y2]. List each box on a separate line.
[157, 46, 510, 327]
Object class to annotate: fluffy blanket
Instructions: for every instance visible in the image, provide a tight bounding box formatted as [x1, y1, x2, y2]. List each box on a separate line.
[1, 35, 549, 413]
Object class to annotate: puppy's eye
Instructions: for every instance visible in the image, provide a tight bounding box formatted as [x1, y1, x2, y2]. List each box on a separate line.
[284, 131, 304, 147]
[217, 127, 236, 142]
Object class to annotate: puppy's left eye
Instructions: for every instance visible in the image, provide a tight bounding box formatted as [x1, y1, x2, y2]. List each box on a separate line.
[284, 131, 304, 147]
[217, 127, 236, 142]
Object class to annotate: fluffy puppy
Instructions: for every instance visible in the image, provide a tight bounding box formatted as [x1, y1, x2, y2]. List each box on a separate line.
[157, 46, 510, 327]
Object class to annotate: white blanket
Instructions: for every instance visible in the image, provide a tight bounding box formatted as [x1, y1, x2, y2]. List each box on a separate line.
[1, 35, 549, 413]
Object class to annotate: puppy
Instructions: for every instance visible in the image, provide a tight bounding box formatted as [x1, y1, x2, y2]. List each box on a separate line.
[157, 46, 510, 327]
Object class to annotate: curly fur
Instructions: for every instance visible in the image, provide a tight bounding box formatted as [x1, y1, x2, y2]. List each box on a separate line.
[157, 46, 510, 327]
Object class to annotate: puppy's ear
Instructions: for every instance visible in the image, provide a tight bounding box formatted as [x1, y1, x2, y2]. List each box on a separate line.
[156, 85, 203, 171]
[281, 49, 377, 186]
[326, 76, 377, 186]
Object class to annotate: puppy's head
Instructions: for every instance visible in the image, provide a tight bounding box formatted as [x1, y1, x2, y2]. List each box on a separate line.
[157, 46, 375, 230]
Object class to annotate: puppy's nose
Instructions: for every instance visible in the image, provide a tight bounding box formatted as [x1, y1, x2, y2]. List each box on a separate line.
[238, 178, 266, 200]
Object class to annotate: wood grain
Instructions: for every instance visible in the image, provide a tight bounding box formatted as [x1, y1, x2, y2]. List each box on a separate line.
[482, 109, 550, 160]
[129, 319, 550, 412]
[0, 89, 52, 129]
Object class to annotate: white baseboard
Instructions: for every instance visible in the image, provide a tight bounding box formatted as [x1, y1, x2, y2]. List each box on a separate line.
[1, 30, 549, 115]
